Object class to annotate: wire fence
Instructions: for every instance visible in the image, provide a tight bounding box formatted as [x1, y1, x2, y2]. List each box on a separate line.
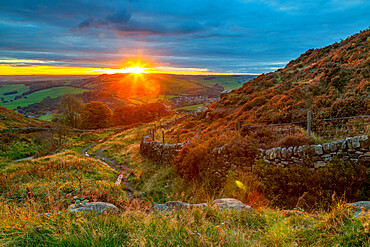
[147, 109, 369, 145]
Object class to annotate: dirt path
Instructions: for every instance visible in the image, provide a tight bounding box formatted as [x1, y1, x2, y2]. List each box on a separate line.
[81, 143, 140, 197]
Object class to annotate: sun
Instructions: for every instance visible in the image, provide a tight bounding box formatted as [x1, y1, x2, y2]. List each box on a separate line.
[122, 66, 145, 74]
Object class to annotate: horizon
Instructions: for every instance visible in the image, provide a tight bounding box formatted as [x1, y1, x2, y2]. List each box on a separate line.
[0, 1, 369, 75]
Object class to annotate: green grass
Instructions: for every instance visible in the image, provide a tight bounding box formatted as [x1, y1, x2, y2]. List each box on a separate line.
[38, 113, 54, 121]
[0, 86, 89, 109]
[176, 104, 205, 111]
[200, 76, 254, 90]
[0, 84, 30, 102]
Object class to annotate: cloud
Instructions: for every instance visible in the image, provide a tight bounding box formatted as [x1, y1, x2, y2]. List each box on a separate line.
[0, 0, 369, 73]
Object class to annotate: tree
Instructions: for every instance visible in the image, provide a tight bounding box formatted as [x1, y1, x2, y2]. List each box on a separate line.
[59, 94, 84, 128]
[80, 101, 112, 129]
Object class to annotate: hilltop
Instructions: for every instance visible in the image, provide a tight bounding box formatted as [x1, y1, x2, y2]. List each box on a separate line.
[210, 29, 369, 125]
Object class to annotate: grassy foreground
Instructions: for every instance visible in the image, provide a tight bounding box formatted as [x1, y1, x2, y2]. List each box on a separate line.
[1, 201, 369, 246]
[0, 116, 369, 246]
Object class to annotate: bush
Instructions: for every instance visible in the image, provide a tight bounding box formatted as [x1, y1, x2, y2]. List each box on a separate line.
[275, 133, 314, 147]
[254, 159, 369, 210]
[174, 134, 258, 193]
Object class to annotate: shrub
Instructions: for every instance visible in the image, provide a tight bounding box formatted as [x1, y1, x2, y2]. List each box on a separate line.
[254, 159, 369, 210]
[174, 134, 258, 194]
[275, 133, 314, 147]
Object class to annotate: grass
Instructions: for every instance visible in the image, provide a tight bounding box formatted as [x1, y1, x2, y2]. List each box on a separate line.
[200, 76, 254, 90]
[176, 104, 205, 111]
[0, 111, 368, 246]
[1, 86, 89, 109]
[38, 114, 54, 121]
[0, 84, 30, 102]
[0, 200, 368, 246]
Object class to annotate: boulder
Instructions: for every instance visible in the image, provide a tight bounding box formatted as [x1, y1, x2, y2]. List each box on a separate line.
[347, 201, 370, 218]
[68, 202, 119, 214]
[212, 198, 254, 211]
[152, 201, 207, 211]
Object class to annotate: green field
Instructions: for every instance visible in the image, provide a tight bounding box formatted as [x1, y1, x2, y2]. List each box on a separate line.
[0, 86, 89, 109]
[176, 104, 205, 110]
[0, 84, 30, 102]
[199, 76, 254, 90]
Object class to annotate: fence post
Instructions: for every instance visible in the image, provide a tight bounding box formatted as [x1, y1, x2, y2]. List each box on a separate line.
[162, 130, 165, 144]
[237, 119, 241, 135]
[177, 129, 180, 143]
[197, 126, 201, 143]
[307, 110, 312, 137]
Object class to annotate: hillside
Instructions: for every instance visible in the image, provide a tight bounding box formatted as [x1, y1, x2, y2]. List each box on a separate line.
[210, 29, 369, 126]
[0, 106, 54, 129]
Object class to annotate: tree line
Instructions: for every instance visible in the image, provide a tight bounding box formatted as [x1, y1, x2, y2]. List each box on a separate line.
[58, 94, 169, 129]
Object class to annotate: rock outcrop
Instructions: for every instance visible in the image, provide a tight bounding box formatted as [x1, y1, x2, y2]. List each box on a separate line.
[347, 201, 370, 218]
[68, 202, 119, 214]
[152, 198, 254, 212]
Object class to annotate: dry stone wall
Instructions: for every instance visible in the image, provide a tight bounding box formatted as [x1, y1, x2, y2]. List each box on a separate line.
[140, 134, 369, 168]
[140, 135, 187, 164]
[256, 135, 370, 168]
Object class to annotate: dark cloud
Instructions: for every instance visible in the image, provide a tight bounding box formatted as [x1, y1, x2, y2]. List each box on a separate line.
[0, 0, 369, 73]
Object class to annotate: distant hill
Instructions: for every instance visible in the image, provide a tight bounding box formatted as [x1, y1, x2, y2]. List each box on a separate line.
[1, 73, 256, 118]
[210, 29, 369, 125]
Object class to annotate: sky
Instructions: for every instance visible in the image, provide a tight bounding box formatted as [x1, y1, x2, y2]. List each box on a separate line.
[0, 0, 369, 75]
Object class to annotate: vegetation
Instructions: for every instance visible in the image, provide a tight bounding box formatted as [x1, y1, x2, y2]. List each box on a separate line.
[0, 30, 369, 246]
[0, 86, 88, 109]
[80, 101, 112, 129]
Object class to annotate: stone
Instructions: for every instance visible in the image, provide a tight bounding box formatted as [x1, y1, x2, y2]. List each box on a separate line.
[322, 154, 332, 162]
[152, 201, 208, 211]
[347, 201, 370, 218]
[68, 202, 119, 214]
[287, 147, 294, 157]
[314, 161, 326, 169]
[270, 149, 277, 160]
[212, 198, 254, 211]
[281, 148, 287, 159]
[293, 146, 298, 156]
[322, 143, 330, 153]
[359, 135, 370, 148]
[329, 141, 338, 152]
[275, 147, 282, 159]
[297, 146, 303, 157]
[265, 150, 271, 160]
[346, 138, 353, 149]
[312, 145, 324, 156]
[359, 153, 370, 163]
[340, 140, 347, 150]
[351, 136, 361, 149]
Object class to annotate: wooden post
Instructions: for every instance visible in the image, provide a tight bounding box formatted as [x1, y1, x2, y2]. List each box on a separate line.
[237, 119, 241, 135]
[162, 130, 165, 144]
[307, 110, 312, 137]
[177, 129, 180, 143]
[152, 128, 155, 141]
[197, 126, 201, 143]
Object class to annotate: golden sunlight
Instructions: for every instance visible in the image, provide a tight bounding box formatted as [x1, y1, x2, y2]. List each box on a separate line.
[121, 66, 145, 74]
